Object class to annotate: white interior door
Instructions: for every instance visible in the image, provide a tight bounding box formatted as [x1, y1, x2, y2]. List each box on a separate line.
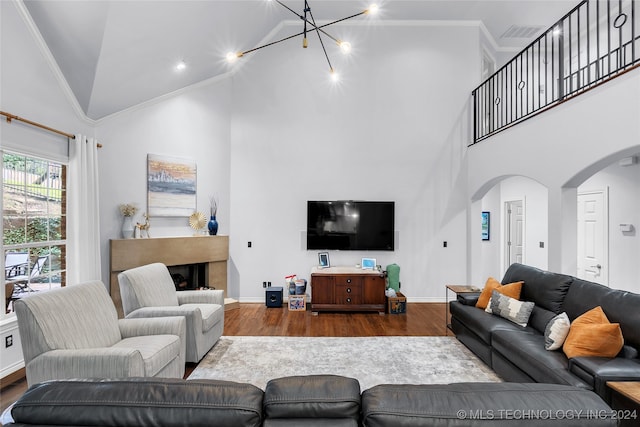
[577, 189, 609, 286]
[504, 200, 524, 267]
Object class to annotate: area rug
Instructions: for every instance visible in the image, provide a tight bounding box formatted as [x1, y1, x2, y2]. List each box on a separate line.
[188, 336, 501, 390]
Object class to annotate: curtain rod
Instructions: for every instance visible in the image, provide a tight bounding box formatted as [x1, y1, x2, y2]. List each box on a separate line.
[0, 110, 102, 148]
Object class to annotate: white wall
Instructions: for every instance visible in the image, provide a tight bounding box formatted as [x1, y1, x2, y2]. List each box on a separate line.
[479, 185, 501, 279]
[579, 159, 640, 292]
[499, 177, 548, 271]
[468, 71, 640, 288]
[228, 23, 480, 301]
[478, 177, 548, 282]
[94, 80, 233, 288]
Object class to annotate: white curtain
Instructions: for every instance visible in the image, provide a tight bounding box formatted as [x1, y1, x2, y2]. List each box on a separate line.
[66, 134, 101, 285]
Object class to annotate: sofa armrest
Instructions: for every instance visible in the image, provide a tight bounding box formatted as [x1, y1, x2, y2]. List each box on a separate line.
[118, 316, 185, 339]
[570, 356, 640, 400]
[457, 293, 480, 306]
[27, 348, 146, 383]
[177, 289, 224, 305]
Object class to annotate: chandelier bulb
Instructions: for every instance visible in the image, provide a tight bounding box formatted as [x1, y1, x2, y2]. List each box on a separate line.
[330, 69, 339, 82]
[365, 4, 379, 15]
[338, 40, 352, 54]
[226, 52, 242, 63]
[303, 37, 308, 48]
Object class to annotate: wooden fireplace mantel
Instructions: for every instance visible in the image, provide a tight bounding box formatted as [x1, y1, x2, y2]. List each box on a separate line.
[110, 235, 229, 318]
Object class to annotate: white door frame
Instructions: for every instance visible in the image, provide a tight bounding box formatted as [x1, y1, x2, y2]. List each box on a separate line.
[503, 198, 525, 272]
[577, 188, 609, 286]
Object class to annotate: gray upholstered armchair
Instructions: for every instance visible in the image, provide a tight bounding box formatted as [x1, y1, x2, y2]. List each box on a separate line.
[117, 262, 224, 363]
[14, 280, 186, 387]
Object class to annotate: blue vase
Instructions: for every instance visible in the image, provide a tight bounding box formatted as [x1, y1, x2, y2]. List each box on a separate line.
[208, 215, 219, 235]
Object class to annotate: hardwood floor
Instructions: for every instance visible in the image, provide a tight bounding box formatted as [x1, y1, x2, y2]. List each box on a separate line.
[0, 302, 447, 413]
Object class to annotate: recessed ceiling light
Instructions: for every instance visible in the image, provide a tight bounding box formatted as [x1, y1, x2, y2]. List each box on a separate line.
[176, 61, 186, 71]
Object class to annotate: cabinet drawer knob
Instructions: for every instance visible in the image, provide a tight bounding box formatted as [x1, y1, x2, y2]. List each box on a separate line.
[346, 287, 352, 293]
[346, 297, 352, 303]
[346, 279, 352, 283]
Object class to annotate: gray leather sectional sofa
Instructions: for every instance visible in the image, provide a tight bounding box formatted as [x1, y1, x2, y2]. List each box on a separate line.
[3, 375, 616, 426]
[450, 263, 640, 403]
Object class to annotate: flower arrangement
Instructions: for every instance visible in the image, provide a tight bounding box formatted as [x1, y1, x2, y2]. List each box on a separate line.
[209, 195, 218, 217]
[119, 203, 138, 217]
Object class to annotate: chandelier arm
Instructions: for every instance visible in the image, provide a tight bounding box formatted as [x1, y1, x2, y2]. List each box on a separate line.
[274, 0, 305, 21]
[237, 4, 367, 58]
[241, 30, 306, 56]
[274, 0, 366, 43]
[307, 8, 333, 72]
[303, 11, 368, 42]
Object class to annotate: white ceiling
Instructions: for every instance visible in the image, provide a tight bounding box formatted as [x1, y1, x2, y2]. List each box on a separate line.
[22, 0, 576, 120]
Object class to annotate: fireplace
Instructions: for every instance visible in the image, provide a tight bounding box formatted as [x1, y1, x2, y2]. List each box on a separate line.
[167, 263, 207, 290]
[109, 235, 231, 317]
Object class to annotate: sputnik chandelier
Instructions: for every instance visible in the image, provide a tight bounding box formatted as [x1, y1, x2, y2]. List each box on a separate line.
[226, 0, 379, 81]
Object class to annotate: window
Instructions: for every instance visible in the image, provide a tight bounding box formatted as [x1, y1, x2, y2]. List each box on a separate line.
[3, 152, 66, 314]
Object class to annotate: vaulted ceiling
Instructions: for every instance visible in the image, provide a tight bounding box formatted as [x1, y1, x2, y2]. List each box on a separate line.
[21, 0, 575, 120]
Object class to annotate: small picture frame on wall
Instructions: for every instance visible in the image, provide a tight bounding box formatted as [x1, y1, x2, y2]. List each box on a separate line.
[481, 211, 490, 241]
[318, 252, 330, 268]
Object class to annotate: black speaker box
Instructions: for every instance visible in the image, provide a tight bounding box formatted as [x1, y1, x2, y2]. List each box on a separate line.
[266, 286, 283, 308]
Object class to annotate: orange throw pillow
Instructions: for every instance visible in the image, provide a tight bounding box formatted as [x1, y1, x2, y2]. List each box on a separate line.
[475, 277, 523, 309]
[563, 306, 624, 358]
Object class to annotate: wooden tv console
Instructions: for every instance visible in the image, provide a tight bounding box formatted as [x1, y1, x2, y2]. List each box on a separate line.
[310, 266, 386, 314]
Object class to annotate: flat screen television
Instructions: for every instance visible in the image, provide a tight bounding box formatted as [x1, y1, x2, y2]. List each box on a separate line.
[307, 201, 394, 251]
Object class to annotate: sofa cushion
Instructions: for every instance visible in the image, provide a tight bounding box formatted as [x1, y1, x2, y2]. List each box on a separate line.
[263, 375, 361, 421]
[502, 263, 573, 313]
[563, 278, 640, 351]
[544, 312, 571, 351]
[9, 378, 264, 427]
[492, 329, 589, 388]
[15, 281, 123, 357]
[112, 334, 181, 376]
[450, 301, 531, 345]
[475, 277, 522, 309]
[361, 382, 615, 427]
[529, 305, 558, 334]
[563, 307, 623, 359]
[485, 291, 534, 327]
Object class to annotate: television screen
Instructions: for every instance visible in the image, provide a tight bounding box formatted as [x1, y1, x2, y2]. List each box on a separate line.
[306, 201, 394, 251]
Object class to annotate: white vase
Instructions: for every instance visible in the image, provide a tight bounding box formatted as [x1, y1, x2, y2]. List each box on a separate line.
[121, 216, 135, 239]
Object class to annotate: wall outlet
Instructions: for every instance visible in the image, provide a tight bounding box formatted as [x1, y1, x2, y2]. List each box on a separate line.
[5, 335, 13, 348]
[263, 281, 267, 288]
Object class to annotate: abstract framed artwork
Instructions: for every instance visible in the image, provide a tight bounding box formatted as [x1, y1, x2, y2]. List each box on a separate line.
[481, 211, 490, 241]
[147, 154, 196, 217]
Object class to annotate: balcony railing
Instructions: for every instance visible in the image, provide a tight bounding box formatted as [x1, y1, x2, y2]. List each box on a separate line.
[472, 0, 640, 145]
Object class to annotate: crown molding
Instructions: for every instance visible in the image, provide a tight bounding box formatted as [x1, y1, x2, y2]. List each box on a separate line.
[12, 0, 97, 126]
